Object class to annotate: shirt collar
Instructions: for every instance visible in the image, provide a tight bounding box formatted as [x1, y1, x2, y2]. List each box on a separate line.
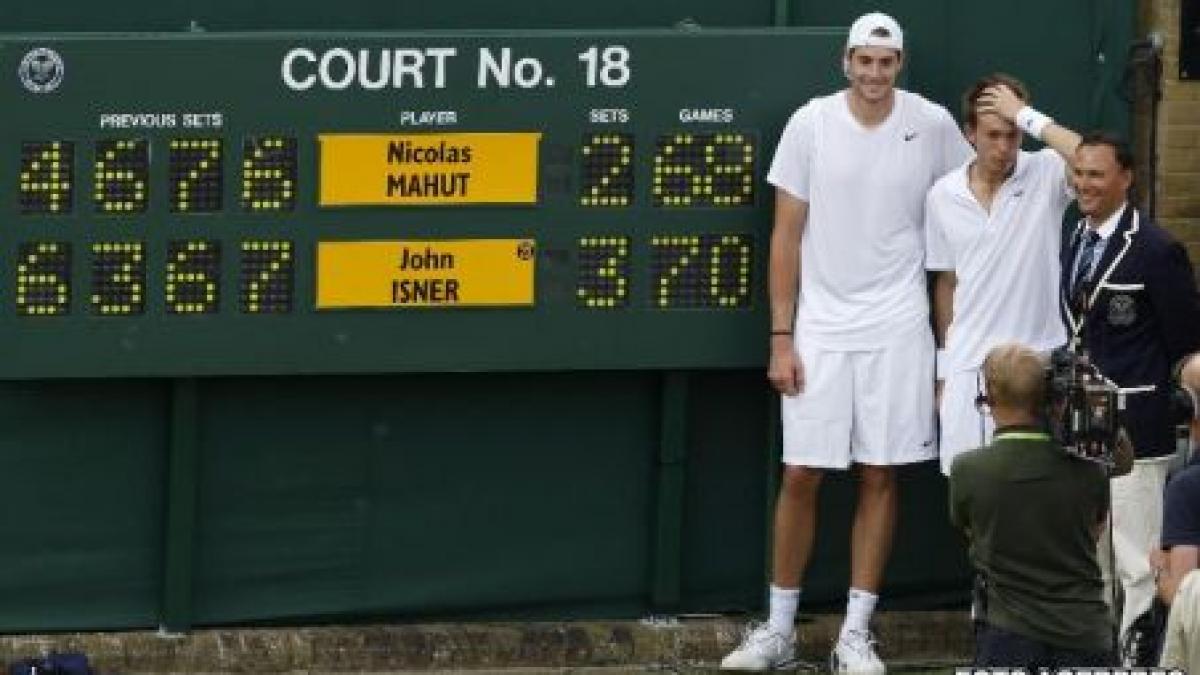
[993, 424, 1044, 436]
[954, 151, 1030, 198]
[1084, 201, 1127, 241]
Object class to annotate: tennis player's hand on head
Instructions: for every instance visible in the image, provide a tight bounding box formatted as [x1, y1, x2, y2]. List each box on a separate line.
[976, 83, 1024, 124]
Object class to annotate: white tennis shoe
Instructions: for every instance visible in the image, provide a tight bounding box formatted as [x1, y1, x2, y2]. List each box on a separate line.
[830, 629, 886, 674]
[719, 622, 797, 671]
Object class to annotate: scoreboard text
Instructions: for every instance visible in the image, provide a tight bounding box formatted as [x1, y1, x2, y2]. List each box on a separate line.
[1, 30, 843, 377]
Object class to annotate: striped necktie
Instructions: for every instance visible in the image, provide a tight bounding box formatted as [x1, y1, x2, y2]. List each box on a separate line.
[1071, 230, 1101, 298]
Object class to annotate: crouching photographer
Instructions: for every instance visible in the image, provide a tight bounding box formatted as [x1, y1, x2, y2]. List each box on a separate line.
[949, 343, 1117, 668]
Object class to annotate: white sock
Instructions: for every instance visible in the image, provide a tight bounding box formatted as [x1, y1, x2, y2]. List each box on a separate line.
[767, 585, 800, 635]
[840, 588, 878, 638]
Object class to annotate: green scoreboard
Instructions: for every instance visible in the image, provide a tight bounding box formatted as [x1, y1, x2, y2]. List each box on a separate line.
[1, 29, 842, 377]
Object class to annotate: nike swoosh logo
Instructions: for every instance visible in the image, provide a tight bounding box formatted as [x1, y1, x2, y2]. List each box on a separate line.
[903, 132, 918, 141]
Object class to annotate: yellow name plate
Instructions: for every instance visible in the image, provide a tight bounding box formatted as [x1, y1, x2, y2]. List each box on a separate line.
[318, 132, 541, 206]
[317, 239, 536, 309]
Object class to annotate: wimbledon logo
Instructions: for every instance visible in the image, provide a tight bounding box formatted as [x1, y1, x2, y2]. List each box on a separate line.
[18, 47, 65, 93]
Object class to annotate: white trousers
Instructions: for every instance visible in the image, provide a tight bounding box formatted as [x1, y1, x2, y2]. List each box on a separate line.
[1098, 455, 1173, 639]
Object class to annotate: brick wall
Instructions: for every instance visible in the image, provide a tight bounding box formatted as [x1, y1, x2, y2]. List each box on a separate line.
[1141, 0, 1200, 272]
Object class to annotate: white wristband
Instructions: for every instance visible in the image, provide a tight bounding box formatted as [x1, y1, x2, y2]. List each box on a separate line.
[936, 349, 947, 380]
[1014, 105, 1053, 140]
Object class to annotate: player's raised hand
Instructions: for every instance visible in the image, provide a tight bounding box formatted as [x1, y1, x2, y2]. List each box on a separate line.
[977, 84, 1025, 124]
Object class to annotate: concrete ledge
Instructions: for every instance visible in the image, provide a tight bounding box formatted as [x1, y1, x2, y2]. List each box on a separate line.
[0, 612, 972, 673]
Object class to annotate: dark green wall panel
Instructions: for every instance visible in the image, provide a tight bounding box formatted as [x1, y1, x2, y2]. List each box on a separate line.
[0, 381, 167, 631]
[191, 372, 659, 624]
[680, 371, 769, 612]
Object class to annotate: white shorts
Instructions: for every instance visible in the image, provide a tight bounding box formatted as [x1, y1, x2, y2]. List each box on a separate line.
[780, 323, 936, 469]
[939, 367, 994, 475]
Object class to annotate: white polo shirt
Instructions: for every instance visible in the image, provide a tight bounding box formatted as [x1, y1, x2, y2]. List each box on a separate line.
[924, 148, 1072, 373]
[768, 89, 972, 350]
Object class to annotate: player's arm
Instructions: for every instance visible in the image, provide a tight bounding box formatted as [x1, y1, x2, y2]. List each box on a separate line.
[925, 188, 956, 399]
[934, 272, 955, 351]
[933, 271, 956, 395]
[1156, 473, 1200, 604]
[976, 84, 1081, 163]
[768, 189, 807, 396]
[1155, 545, 1200, 605]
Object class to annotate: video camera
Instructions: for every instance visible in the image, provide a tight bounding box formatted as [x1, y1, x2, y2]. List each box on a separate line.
[1046, 346, 1122, 466]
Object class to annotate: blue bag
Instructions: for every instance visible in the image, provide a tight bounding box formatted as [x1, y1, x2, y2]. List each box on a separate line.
[7, 652, 93, 675]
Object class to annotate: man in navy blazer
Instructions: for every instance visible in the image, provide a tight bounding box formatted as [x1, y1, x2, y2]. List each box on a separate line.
[1061, 131, 1200, 657]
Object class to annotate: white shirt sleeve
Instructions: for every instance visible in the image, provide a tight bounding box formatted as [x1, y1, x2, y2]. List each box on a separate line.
[924, 186, 954, 271]
[935, 107, 973, 178]
[767, 104, 814, 202]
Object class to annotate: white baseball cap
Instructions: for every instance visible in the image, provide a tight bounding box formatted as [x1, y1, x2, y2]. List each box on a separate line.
[846, 11, 904, 52]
